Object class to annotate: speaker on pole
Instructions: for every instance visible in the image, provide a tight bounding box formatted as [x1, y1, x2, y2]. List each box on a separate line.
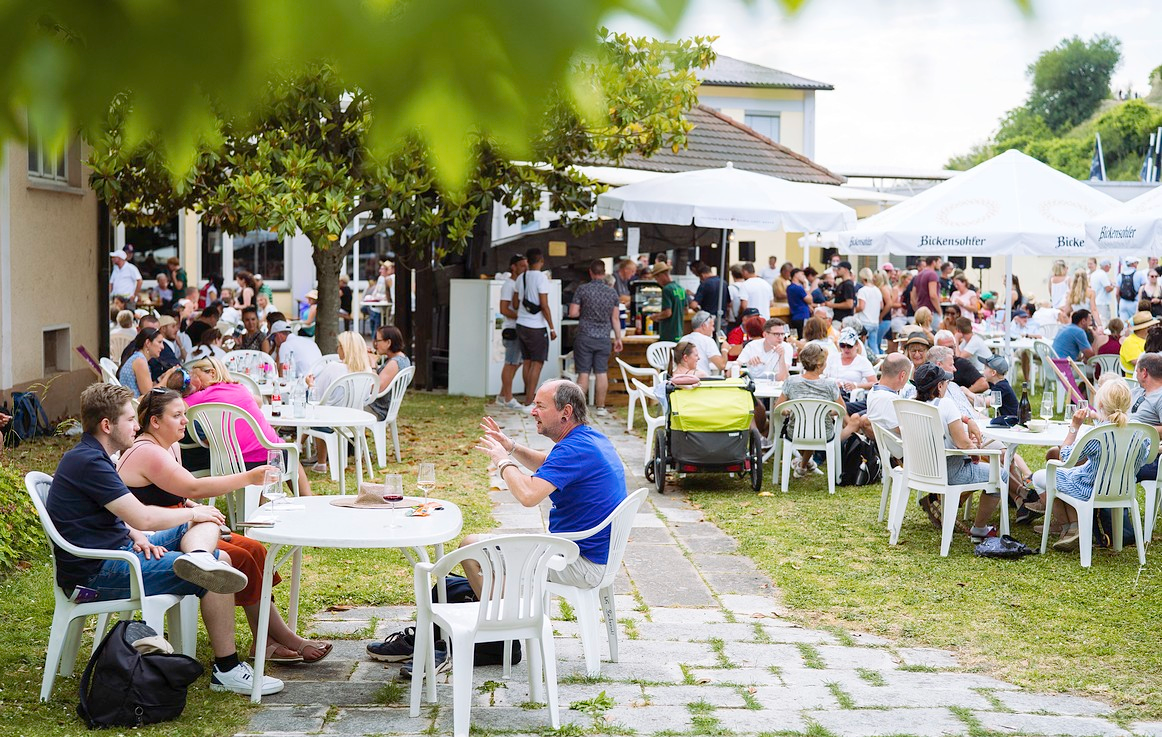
[948, 256, 967, 270]
[971, 257, 992, 269]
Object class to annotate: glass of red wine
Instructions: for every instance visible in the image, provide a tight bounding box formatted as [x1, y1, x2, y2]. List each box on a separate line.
[383, 474, 405, 529]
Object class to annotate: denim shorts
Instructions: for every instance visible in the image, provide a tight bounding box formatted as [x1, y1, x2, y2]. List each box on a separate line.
[82, 523, 213, 601]
[503, 336, 521, 366]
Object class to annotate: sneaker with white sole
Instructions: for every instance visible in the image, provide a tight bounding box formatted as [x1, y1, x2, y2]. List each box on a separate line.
[173, 552, 248, 595]
[210, 661, 284, 696]
[504, 398, 523, 410]
[366, 626, 415, 662]
[400, 640, 450, 679]
[594, 407, 609, 417]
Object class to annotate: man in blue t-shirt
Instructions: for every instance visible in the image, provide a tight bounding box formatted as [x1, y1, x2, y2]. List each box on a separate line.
[45, 383, 283, 696]
[1052, 309, 1096, 362]
[471, 380, 627, 593]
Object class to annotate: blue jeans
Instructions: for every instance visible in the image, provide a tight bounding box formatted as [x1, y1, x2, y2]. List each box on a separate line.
[82, 524, 211, 601]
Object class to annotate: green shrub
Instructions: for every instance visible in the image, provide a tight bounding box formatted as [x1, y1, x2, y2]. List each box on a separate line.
[0, 462, 47, 573]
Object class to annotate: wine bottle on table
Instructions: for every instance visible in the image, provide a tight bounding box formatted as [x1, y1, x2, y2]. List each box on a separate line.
[1018, 382, 1031, 427]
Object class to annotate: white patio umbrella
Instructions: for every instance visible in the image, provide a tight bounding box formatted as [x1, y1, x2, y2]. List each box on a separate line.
[836, 149, 1120, 353]
[595, 162, 857, 327]
[1085, 184, 1162, 254]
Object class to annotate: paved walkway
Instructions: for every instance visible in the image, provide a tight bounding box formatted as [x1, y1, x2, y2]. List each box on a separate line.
[238, 407, 1154, 737]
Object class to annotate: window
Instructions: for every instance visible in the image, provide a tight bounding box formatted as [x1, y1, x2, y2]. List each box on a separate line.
[232, 229, 286, 282]
[125, 217, 180, 280]
[43, 326, 71, 374]
[27, 125, 67, 182]
[745, 113, 781, 143]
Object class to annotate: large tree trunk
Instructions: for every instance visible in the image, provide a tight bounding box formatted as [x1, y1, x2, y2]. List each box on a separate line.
[312, 243, 344, 354]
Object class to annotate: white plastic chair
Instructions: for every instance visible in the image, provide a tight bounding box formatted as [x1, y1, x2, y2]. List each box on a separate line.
[186, 403, 300, 527]
[230, 371, 264, 404]
[630, 379, 667, 464]
[1143, 462, 1162, 542]
[365, 366, 415, 467]
[410, 534, 579, 737]
[301, 371, 378, 482]
[890, 399, 1006, 556]
[646, 341, 677, 373]
[1086, 354, 1123, 383]
[547, 488, 647, 677]
[1032, 340, 1064, 412]
[308, 353, 340, 376]
[25, 472, 198, 701]
[616, 358, 659, 432]
[99, 357, 121, 386]
[869, 421, 904, 524]
[1040, 422, 1157, 567]
[108, 333, 132, 362]
[778, 399, 846, 495]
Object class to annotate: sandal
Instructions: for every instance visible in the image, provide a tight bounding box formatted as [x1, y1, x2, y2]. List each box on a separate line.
[251, 642, 304, 664]
[311, 462, 329, 474]
[298, 640, 333, 664]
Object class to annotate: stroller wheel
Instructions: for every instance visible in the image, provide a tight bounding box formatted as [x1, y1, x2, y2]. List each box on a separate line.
[644, 457, 655, 483]
[749, 430, 763, 492]
[653, 432, 667, 494]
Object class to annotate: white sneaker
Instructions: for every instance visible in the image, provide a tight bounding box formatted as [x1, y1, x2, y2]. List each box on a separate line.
[174, 552, 248, 595]
[792, 460, 808, 479]
[525, 403, 536, 414]
[494, 395, 505, 405]
[594, 407, 609, 417]
[504, 398, 523, 410]
[210, 661, 284, 696]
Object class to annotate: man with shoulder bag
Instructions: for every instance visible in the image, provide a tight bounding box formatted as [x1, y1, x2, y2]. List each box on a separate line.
[512, 248, 556, 408]
[497, 253, 527, 409]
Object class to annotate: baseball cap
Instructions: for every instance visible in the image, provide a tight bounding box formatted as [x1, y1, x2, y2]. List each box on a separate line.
[691, 311, 714, 330]
[838, 328, 859, 346]
[109, 249, 127, 259]
[1126, 256, 1141, 266]
[836, 260, 853, 272]
[740, 307, 761, 318]
[913, 362, 954, 393]
[508, 253, 526, 267]
[1099, 258, 1112, 267]
[881, 263, 895, 271]
[983, 354, 1009, 375]
[269, 320, 293, 334]
[1013, 309, 1029, 318]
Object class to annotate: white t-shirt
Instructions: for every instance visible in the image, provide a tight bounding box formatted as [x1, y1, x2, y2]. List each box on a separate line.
[808, 338, 839, 357]
[313, 361, 350, 398]
[865, 387, 900, 431]
[515, 270, 551, 329]
[680, 331, 721, 376]
[110, 262, 142, 298]
[500, 277, 518, 329]
[823, 353, 876, 385]
[934, 394, 964, 450]
[1090, 269, 1112, 306]
[727, 284, 742, 322]
[855, 285, 882, 326]
[960, 334, 992, 365]
[742, 277, 774, 319]
[736, 339, 793, 376]
[759, 266, 780, 282]
[280, 334, 323, 377]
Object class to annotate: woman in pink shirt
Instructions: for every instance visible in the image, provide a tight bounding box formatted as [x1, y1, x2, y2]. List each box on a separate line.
[183, 357, 314, 496]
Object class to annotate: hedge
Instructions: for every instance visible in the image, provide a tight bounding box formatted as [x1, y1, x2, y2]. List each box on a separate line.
[0, 462, 46, 574]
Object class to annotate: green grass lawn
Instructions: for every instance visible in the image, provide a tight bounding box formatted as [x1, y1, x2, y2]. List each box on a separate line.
[0, 392, 497, 737]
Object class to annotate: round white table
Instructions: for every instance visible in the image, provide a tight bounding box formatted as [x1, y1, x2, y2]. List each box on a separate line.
[246, 495, 464, 702]
[262, 404, 378, 495]
[983, 422, 1070, 484]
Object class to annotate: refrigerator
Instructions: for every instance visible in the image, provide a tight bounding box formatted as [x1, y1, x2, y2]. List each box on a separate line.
[448, 278, 562, 397]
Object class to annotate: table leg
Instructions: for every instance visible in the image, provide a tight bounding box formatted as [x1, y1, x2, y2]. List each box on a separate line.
[289, 547, 303, 632]
[252, 542, 282, 703]
[354, 429, 364, 488]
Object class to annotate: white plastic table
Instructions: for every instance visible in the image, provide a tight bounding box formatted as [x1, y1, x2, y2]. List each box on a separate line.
[983, 422, 1070, 484]
[246, 495, 464, 702]
[262, 404, 377, 495]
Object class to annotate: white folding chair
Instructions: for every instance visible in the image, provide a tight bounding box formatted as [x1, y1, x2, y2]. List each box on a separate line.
[25, 472, 198, 701]
[548, 488, 647, 677]
[304, 371, 378, 482]
[99, 357, 121, 386]
[616, 358, 659, 432]
[890, 399, 1006, 556]
[778, 399, 846, 495]
[646, 341, 677, 373]
[1041, 422, 1157, 567]
[186, 403, 300, 527]
[869, 421, 904, 524]
[410, 535, 579, 737]
[365, 366, 415, 467]
[630, 379, 667, 466]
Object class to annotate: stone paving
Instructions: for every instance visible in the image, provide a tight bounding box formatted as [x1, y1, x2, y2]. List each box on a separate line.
[238, 406, 1156, 737]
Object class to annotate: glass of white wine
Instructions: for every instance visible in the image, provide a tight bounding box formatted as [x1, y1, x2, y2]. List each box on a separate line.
[417, 463, 436, 500]
[1039, 396, 1054, 422]
[263, 468, 285, 521]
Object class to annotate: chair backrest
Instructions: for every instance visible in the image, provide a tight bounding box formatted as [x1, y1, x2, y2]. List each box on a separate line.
[230, 371, 264, 404]
[108, 333, 132, 362]
[309, 354, 341, 376]
[1086, 354, 1123, 380]
[320, 371, 379, 409]
[779, 398, 845, 443]
[224, 350, 276, 378]
[616, 357, 660, 390]
[99, 357, 121, 386]
[1040, 322, 1061, 340]
[630, 379, 662, 421]
[374, 366, 415, 422]
[869, 421, 903, 464]
[894, 398, 951, 487]
[591, 488, 647, 590]
[186, 402, 264, 477]
[1060, 422, 1159, 503]
[646, 342, 677, 373]
[1032, 339, 1057, 364]
[421, 534, 579, 634]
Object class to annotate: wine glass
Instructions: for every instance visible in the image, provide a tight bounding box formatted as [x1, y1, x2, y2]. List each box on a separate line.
[263, 468, 285, 520]
[992, 390, 1002, 415]
[1078, 399, 1090, 423]
[267, 449, 285, 477]
[1066, 403, 1077, 423]
[383, 474, 405, 529]
[417, 463, 436, 500]
[1039, 396, 1054, 422]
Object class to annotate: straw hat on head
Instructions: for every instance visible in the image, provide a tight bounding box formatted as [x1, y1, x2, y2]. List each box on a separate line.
[1131, 311, 1159, 333]
[650, 262, 671, 277]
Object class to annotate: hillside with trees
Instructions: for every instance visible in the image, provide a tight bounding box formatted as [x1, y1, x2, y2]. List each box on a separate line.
[949, 35, 1162, 179]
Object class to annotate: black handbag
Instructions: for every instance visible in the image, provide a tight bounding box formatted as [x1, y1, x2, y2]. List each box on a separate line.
[520, 273, 542, 315]
[77, 621, 204, 728]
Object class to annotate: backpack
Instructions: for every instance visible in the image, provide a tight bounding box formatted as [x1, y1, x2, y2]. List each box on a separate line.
[838, 433, 881, 486]
[10, 391, 50, 440]
[1, 400, 19, 449]
[1119, 272, 1137, 302]
[430, 575, 522, 666]
[77, 621, 204, 729]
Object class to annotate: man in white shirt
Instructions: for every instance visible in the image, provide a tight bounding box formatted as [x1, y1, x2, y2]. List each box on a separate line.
[679, 311, 728, 376]
[109, 249, 142, 308]
[861, 353, 911, 435]
[496, 254, 526, 409]
[269, 320, 323, 378]
[759, 256, 780, 283]
[736, 318, 793, 380]
[513, 248, 556, 405]
[1090, 257, 1114, 324]
[953, 317, 991, 366]
[740, 262, 774, 319]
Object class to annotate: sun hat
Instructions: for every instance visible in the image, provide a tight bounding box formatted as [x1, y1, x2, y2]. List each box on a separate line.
[881, 263, 896, 271]
[269, 320, 293, 334]
[1131, 311, 1159, 332]
[691, 311, 714, 330]
[838, 328, 860, 346]
[329, 482, 412, 509]
[650, 262, 672, 277]
[914, 363, 954, 393]
[904, 333, 933, 349]
[109, 249, 127, 259]
[305, 289, 319, 301]
[157, 315, 177, 328]
[983, 354, 1010, 375]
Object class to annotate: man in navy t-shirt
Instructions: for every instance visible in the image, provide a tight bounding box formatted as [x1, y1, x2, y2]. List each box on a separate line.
[471, 380, 627, 592]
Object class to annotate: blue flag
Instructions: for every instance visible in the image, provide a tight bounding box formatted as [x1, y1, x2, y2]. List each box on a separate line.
[1089, 133, 1106, 181]
[1142, 132, 1156, 183]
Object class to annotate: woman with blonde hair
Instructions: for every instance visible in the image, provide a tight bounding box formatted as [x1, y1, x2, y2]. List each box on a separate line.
[305, 331, 373, 473]
[181, 356, 314, 496]
[910, 306, 936, 343]
[1049, 259, 1070, 309]
[1029, 379, 1151, 550]
[1067, 269, 1100, 327]
[855, 268, 883, 356]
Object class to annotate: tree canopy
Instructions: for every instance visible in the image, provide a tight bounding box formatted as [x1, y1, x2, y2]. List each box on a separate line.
[1026, 34, 1122, 132]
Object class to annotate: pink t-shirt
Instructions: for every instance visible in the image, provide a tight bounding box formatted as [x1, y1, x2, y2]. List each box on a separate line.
[184, 382, 282, 463]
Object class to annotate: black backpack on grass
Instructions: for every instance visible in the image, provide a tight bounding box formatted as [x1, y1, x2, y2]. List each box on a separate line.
[839, 433, 881, 486]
